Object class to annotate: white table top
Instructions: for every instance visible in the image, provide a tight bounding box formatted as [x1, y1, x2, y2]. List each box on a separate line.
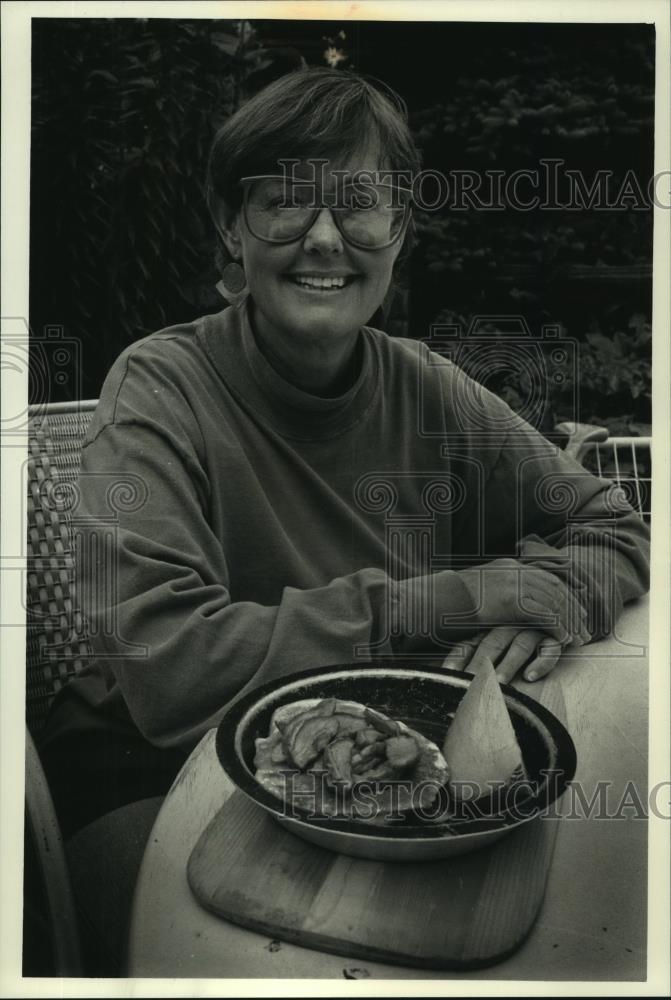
[127, 596, 649, 980]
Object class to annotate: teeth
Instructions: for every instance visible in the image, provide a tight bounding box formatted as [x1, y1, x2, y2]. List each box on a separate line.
[292, 275, 347, 290]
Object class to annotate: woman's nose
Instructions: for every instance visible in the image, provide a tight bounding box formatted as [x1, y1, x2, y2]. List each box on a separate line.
[302, 208, 344, 254]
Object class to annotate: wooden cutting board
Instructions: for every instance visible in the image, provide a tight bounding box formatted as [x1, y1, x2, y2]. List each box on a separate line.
[187, 681, 567, 970]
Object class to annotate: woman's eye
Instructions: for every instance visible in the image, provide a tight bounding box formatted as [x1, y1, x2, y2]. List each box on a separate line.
[346, 191, 374, 210]
[261, 189, 309, 210]
[341, 186, 385, 212]
[260, 196, 298, 213]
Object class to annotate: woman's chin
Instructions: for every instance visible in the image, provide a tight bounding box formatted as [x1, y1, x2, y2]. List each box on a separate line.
[279, 305, 367, 342]
[296, 319, 362, 344]
[279, 281, 372, 334]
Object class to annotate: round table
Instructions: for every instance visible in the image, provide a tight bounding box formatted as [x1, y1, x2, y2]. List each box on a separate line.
[127, 597, 649, 980]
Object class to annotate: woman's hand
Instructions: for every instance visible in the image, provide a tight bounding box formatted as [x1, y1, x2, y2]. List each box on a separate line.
[456, 558, 590, 647]
[441, 625, 581, 684]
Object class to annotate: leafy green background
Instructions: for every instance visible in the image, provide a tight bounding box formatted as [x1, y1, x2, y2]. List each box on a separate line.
[30, 18, 654, 434]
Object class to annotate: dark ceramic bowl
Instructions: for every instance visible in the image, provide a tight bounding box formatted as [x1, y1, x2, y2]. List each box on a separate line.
[215, 663, 577, 861]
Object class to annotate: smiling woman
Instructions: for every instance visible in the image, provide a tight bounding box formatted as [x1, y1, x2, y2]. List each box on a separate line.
[206, 71, 419, 394]
[37, 68, 649, 840]
[219, 159, 403, 395]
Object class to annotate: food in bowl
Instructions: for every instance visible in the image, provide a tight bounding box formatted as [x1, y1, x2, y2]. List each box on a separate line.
[253, 696, 450, 823]
[254, 659, 529, 823]
[216, 663, 577, 860]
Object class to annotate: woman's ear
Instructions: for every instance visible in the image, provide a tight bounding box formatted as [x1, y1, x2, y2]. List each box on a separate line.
[209, 197, 243, 260]
[210, 206, 249, 307]
[216, 215, 243, 261]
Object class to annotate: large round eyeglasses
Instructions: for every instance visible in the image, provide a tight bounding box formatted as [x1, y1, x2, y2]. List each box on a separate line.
[240, 174, 412, 250]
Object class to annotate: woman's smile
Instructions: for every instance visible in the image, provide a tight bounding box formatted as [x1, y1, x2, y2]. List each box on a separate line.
[217, 146, 405, 392]
[286, 272, 358, 292]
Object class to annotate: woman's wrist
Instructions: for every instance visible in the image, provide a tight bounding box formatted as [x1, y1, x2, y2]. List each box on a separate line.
[390, 570, 482, 653]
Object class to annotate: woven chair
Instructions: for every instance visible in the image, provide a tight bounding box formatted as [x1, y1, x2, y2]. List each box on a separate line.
[24, 401, 98, 976]
[24, 726, 83, 975]
[555, 421, 651, 522]
[26, 400, 98, 735]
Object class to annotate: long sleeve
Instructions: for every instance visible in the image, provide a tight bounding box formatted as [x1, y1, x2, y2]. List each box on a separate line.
[76, 419, 392, 749]
[417, 342, 649, 643]
[69, 319, 484, 752]
[75, 417, 479, 750]
[70, 315, 650, 754]
[481, 411, 650, 640]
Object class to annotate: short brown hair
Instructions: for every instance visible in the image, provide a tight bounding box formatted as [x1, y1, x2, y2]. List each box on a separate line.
[206, 67, 421, 220]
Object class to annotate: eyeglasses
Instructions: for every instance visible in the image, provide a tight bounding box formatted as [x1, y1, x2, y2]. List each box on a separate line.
[240, 174, 412, 250]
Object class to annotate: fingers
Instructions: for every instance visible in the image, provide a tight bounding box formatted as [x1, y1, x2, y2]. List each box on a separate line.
[471, 626, 523, 669]
[441, 633, 485, 671]
[499, 566, 575, 641]
[462, 626, 527, 679]
[443, 626, 566, 687]
[439, 558, 590, 696]
[482, 629, 562, 684]
[522, 638, 563, 682]
[523, 582, 590, 646]
[523, 568, 591, 645]
[442, 627, 519, 672]
[523, 597, 571, 644]
[492, 629, 549, 684]
[542, 585, 590, 646]
[566, 589, 591, 645]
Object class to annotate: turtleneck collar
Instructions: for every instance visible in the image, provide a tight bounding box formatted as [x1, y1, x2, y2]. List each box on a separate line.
[198, 302, 381, 441]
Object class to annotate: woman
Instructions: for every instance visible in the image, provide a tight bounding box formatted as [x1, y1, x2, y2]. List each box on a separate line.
[40, 68, 649, 835]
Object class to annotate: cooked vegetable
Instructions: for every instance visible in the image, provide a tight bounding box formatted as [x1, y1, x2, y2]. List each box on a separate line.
[355, 727, 385, 748]
[323, 738, 355, 786]
[359, 761, 395, 781]
[334, 714, 369, 738]
[284, 715, 340, 769]
[385, 735, 419, 772]
[351, 742, 386, 773]
[282, 698, 336, 742]
[254, 697, 450, 823]
[364, 706, 401, 737]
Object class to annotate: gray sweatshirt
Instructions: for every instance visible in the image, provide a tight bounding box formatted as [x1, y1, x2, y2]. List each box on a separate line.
[53, 303, 649, 752]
